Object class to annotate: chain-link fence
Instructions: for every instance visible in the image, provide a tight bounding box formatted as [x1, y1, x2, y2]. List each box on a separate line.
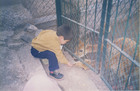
[22, 0, 57, 29]
[1, 0, 139, 90]
[55, 0, 139, 90]
[58, 0, 104, 73]
[0, 0, 57, 30]
[101, 0, 139, 90]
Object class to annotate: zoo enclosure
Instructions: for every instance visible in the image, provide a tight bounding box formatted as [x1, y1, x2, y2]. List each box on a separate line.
[5, 0, 139, 90]
[55, 0, 139, 90]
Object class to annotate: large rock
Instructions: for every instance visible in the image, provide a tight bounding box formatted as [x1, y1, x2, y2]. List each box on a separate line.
[16, 45, 62, 91]
[24, 24, 38, 33]
[0, 0, 22, 6]
[16, 45, 42, 77]
[0, 48, 27, 91]
[0, 46, 10, 59]
[0, 4, 32, 30]
[20, 32, 35, 43]
[7, 39, 25, 49]
[12, 31, 26, 40]
[0, 30, 14, 41]
[0, 41, 6, 46]
[19, 24, 38, 43]
[35, 29, 42, 37]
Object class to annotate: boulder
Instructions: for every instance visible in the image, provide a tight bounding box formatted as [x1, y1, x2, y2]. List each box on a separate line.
[0, 31, 14, 41]
[24, 24, 38, 33]
[20, 32, 35, 43]
[7, 39, 25, 49]
[0, 48, 27, 91]
[0, 4, 32, 29]
[0, 46, 10, 59]
[12, 31, 26, 40]
[35, 29, 42, 37]
[0, 41, 6, 46]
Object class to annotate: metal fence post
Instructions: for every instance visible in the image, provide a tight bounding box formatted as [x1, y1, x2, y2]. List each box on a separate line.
[96, 0, 107, 73]
[101, 0, 113, 76]
[124, 34, 139, 90]
[84, 0, 88, 61]
[55, 0, 62, 26]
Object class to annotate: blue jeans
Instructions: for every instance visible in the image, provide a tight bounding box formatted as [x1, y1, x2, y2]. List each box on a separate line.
[31, 47, 59, 71]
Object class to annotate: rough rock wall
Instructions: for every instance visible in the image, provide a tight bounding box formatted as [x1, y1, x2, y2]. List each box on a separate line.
[0, 4, 32, 30]
[0, 0, 56, 30]
[0, 0, 22, 6]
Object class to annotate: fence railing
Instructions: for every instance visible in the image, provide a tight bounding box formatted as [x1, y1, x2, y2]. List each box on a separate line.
[101, 0, 139, 90]
[55, 0, 139, 90]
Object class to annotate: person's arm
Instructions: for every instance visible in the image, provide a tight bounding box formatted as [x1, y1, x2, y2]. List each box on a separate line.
[54, 46, 69, 64]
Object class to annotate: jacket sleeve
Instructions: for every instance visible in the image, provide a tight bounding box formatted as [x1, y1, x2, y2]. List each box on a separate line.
[53, 45, 69, 64]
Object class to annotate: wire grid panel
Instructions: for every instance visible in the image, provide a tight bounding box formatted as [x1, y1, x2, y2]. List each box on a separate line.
[61, 0, 104, 72]
[22, 0, 56, 18]
[101, 0, 139, 90]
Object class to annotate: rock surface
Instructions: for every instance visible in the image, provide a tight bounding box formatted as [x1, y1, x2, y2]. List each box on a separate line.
[0, 31, 14, 41]
[0, 4, 32, 30]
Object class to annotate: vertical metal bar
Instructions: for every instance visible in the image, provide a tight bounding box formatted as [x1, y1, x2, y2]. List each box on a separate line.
[84, 0, 88, 61]
[91, 0, 98, 63]
[69, 0, 76, 52]
[63, 0, 66, 23]
[114, 0, 133, 88]
[29, 0, 35, 10]
[107, 0, 120, 86]
[85, 0, 97, 26]
[130, 9, 138, 39]
[124, 26, 139, 90]
[55, 0, 62, 26]
[69, 0, 72, 24]
[93, 0, 98, 36]
[76, 0, 80, 56]
[111, 0, 120, 43]
[101, 0, 113, 76]
[101, 76, 113, 91]
[64, 46, 98, 73]
[96, 0, 108, 73]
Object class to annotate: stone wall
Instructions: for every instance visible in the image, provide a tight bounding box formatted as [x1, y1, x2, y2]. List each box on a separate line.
[0, 0, 56, 30]
[0, 0, 22, 6]
[0, 24, 42, 91]
[0, 4, 32, 30]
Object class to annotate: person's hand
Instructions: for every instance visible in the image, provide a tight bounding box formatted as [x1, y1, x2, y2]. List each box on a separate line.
[67, 62, 73, 67]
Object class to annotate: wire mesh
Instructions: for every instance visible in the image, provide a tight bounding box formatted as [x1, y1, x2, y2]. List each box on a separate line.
[61, 0, 103, 72]
[55, 0, 139, 90]
[58, 0, 139, 90]
[22, 0, 56, 18]
[101, 0, 139, 90]
[21, 0, 57, 30]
